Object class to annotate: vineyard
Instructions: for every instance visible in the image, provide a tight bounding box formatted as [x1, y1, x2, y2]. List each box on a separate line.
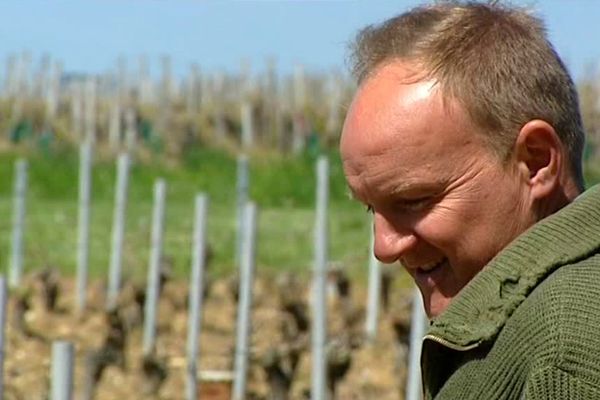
[0, 149, 421, 400]
[2, 51, 600, 400]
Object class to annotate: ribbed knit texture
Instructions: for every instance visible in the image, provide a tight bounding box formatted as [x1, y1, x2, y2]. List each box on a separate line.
[421, 185, 600, 400]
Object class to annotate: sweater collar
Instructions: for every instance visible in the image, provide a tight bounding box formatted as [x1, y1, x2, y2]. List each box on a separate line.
[426, 184, 600, 348]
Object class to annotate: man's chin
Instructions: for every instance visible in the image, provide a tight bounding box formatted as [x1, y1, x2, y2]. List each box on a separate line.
[420, 291, 453, 319]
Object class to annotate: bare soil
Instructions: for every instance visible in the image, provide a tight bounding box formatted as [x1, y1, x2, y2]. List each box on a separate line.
[3, 272, 413, 400]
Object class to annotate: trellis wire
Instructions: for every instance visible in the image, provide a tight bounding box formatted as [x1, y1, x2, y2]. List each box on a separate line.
[311, 156, 329, 400]
[108, 100, 121, 151]
[406, 287, 427, 400]
[50, 341, 74, 400]
[84, 78, 96, 144]
[232, 202, 258, 400]
[76, 140, 93, 312]
[236, 155, 249, 265]
[106, 152, 130, 310]
[9, 158, 27, 288]
[143, 179, 167, 356]
[365, 223, 381, 342]
[71, 82, 83, 140]
[185, 194, 209, 400]
[241, 101, 254, 149]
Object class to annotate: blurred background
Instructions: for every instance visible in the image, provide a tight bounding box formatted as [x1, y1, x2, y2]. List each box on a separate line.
[1, 1, 600, 399]
[2, 0, 600, 276]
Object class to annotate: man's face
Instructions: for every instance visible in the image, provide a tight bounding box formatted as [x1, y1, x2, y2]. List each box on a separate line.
[340, 63, 536, 318]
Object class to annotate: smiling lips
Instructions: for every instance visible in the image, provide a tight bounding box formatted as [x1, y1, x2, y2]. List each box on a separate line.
[418, 258, 445, 272]
[409, 258, 448, 288]
[404, 257, 445, 272]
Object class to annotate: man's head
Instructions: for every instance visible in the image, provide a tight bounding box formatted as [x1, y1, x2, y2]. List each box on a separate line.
[340, 2, 585, 317]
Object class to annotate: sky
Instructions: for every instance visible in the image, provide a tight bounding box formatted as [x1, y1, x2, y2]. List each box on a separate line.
[0, 1, 598, 80]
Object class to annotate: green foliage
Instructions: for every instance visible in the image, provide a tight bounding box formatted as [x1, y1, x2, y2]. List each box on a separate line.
[249, 150, 349, 208]
[0, 148, 370, 282]
[584, 162, 600, 188]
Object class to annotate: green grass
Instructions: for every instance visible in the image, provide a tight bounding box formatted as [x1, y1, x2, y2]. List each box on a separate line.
[0, 147, 370, 283]
[584, 163, 600, 189]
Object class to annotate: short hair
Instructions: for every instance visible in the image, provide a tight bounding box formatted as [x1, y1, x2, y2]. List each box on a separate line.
[349, 1, 585, 189]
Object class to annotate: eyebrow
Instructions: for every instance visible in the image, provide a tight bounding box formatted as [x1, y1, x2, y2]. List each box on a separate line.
[345, 178, 446, 204]
[388, 180, 446, 197]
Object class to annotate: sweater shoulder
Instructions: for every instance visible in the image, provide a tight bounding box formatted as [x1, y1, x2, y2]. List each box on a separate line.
[532, 253, 600, 326]
[517, 253, 600, 386]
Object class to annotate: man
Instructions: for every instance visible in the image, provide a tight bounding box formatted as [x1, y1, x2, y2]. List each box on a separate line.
[340, 2, 600, 399]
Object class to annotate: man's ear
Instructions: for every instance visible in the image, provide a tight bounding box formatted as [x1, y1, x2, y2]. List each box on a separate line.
[513, 119, 562, 200]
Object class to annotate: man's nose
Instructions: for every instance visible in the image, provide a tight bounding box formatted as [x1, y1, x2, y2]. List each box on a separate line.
[373, 212, 417, 264]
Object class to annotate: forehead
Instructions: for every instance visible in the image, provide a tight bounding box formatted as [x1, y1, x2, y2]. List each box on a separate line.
[340, 62, 483, 176]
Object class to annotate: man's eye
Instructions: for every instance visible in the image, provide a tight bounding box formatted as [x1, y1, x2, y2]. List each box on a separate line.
[398, 197, 431, 211]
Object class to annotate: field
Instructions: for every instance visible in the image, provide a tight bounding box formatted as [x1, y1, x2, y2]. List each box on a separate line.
[0, 145, 417, 399]
[0, 146, 373, 282]
[2, 273, 414, 399]
[2, 145, 600, 399]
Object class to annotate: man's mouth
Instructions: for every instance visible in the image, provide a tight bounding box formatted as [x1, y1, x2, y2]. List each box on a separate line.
[417, 258, 445, 273]
[414, 258, 447, 287]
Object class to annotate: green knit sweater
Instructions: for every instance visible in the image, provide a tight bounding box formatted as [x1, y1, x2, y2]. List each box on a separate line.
[422, 184, 600, 400]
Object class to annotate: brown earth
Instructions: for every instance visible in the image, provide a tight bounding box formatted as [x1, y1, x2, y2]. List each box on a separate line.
[3, 271, 413, 400]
